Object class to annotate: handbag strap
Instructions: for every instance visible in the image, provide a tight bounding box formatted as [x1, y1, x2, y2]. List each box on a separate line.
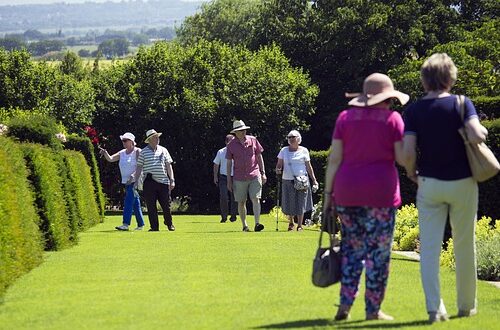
[318, 201, 337, 248]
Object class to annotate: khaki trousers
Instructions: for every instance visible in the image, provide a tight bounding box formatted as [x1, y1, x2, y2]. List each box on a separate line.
[417, 176, 478, 313]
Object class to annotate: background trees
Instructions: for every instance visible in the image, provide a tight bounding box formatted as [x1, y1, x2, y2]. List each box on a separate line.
[178, 0, 498, 149]
[91, 40, 318, 211]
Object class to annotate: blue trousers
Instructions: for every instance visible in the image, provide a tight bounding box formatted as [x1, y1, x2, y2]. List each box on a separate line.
[123, 184, 145, 227]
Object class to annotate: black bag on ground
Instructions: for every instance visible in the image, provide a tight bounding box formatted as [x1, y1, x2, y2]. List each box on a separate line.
[312, 206, 341, 287]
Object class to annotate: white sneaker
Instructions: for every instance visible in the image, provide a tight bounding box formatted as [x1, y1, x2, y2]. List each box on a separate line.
[134, 226, 144, 231]
[115, 224, 129, 231]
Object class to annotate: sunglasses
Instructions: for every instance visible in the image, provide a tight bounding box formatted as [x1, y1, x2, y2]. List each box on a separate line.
[287, 136, 298, 139]
[121, 139, 131, 142]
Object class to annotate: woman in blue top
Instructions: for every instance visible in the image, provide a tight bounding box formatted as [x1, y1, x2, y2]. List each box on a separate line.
[403, 53, 488, 323]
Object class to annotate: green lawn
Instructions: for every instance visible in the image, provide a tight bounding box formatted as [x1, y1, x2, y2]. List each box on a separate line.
[0, 215, 498, 329]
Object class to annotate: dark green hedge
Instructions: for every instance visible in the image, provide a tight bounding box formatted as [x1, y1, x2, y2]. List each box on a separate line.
[472, 96, 500, 120]
[7, 113, 64, 150]
[0, 137, 44, 296]
[65, 134, 105, 220]
[22, 144, 72, 250]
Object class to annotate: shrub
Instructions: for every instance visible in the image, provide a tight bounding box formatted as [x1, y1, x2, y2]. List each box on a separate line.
[22, 144, 72, 250]
[472, 95, 500, 120]
[477, 235, 500, 281]
[0, 137, 44, 296]
[479, 119, 500, 220]
[441, 216, 500, 280]
[63, 150, 101, 231]
[65, 134, 105, 220]
[6, 112, 64, 150]
[393, 204, 419, 251]
[309, 149, 329, 194]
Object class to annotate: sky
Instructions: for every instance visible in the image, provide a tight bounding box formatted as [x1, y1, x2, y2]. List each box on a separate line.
[0, 0, 204, 5]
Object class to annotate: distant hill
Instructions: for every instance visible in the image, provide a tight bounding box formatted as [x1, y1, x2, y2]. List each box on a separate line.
[0, 0, 206, 33]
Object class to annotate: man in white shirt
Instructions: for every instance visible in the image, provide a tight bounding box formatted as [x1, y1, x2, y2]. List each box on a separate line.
[213, 134, 237, 223]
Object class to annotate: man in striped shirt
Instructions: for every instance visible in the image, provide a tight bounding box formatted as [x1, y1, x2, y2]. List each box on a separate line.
[134, 129, 176, 231]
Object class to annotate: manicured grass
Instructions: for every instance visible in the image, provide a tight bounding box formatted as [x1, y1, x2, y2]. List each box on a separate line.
[0, 215, 498, 329]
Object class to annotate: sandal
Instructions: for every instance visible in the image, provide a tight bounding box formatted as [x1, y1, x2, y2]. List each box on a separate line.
[297, 226, 303, 231]
[288, 223, 294, 231]
[366, 311, 394, 321]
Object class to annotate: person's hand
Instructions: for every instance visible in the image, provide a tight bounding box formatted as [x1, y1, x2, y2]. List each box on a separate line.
[126, 173, 135, 185]
[227, 180, 232, 192]
[261, 173, 267, 185]
[407, 172, 418, 184]
[169, 180, 175, 191]
[275, 168, 282, 175]
[312, 182, 319, 193]
[214, 177, 218, 185]
[98, 146, 106, 157]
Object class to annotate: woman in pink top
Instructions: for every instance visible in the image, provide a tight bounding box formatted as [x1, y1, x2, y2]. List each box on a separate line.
[323, 73, 408, 321]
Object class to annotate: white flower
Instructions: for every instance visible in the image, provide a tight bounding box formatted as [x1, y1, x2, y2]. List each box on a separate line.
[55, 132, 67, 142]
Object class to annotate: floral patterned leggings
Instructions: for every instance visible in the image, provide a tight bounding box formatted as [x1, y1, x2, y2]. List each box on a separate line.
[336, 206, 396, 314]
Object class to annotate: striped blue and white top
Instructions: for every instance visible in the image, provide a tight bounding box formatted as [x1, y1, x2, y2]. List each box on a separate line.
[137, 145, 173, 184]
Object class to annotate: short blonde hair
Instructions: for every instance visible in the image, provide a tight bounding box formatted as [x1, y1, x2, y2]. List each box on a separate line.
[420, 53, 457, 92]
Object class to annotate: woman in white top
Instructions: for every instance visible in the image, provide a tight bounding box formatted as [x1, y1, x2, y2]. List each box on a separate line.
[99, 132, 145, 231]
[275, 130, 319, 231]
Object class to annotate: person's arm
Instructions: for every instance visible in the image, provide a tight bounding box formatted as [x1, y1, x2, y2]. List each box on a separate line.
[132, 165, 143, 188]
[98, 147, 120, 162]
[323, 139, 342, 212]
[305, 161, 318, 189]
[403, 134, 418, 183]
[394, 140, 406, 167]
[213, 163, 220, 185]
[257, 153, 267, 184]
[275, 158, 284, 176]
[167, 162, 175, 191]
[465, 117, 488, 144]
[226, 159, 233, 192]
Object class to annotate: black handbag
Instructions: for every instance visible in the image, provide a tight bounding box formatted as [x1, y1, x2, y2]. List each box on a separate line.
[312, 205, 341, 287]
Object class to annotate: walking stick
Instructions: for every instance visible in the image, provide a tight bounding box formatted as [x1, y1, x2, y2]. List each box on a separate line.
[276, 174, 281, 231]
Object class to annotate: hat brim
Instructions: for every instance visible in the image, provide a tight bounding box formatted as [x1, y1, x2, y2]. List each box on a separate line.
[348, 91, 409, 107]
[120, 135, 136, 145]
[230, 126, 250, 133]
[144, 132, 162, 143]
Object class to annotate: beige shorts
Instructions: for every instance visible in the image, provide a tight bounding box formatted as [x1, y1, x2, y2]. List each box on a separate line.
[233, 177, 262, 202]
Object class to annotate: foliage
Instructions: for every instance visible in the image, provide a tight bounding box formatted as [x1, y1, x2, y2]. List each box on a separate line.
[22, 144, 72, 251]
[177, 0, 262, 46]
[92, 40, 318, 212]
[65, 134, 106, 219]
[309, 149, 329, 193]
[478, 119, 500, 220]
[170, 196, 191, 214]
[476, 234, 500, 281]
[63, 150, 101, 229]
[98, 38, 130, 58]
[6, 112, 64, 150]
[269, 206, 287, 223]
[390, 18, 499, 100]
[472, 96, 500, 120]
[28, 40, 64, 57]
[441, 216, 500, 281]
[0, 49, 96, 133]
[0, 137, 44, 296]
[393, 204, 419, 251]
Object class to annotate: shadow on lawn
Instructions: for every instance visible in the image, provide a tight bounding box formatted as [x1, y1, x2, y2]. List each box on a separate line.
[255, 318, 429, 329]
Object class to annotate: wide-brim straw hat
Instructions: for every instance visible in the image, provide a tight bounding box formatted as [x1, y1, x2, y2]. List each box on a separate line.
[230, 120, 251, 133]
[144, 129, 162, 143]
[347, 73, 409, 107]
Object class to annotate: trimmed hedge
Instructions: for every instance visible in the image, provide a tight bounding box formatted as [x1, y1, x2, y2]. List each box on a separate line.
[0, 137, 44, 296]
[7, 112, 64, 151]
[22, 144, 72, 250]
[471, 96, 500, 120]
[65, 134, 105, 220]
[63, 150, 101, 229]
